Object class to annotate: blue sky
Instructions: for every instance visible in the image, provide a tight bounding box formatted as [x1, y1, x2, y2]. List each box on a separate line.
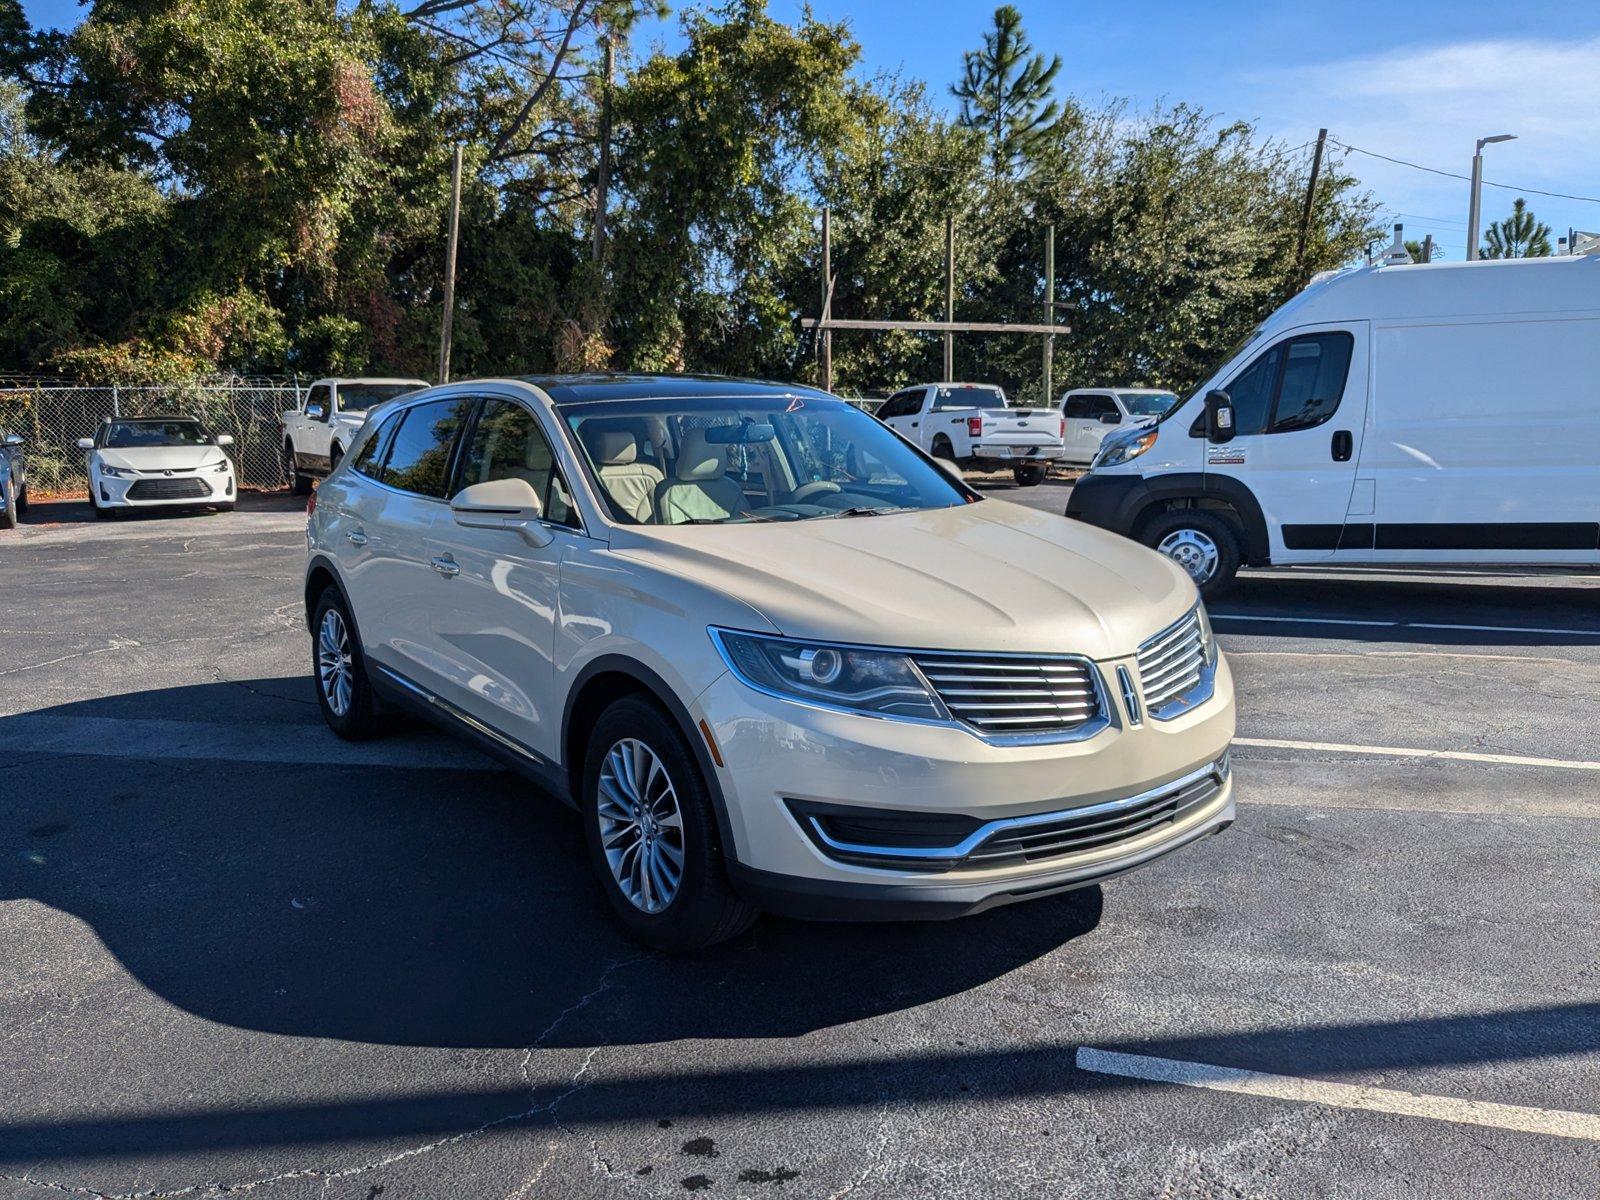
[22, 0, 1600, 257]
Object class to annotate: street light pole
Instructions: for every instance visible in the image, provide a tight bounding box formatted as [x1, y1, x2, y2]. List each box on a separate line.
[1466, 133, 1515, 261]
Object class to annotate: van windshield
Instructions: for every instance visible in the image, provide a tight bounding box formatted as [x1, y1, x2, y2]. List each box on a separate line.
[560, 395, 970, 526]
[1156, 327, 1264, 424]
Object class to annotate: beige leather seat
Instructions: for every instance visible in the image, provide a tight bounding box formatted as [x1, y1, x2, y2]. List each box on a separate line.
[582, 428, 663, 523]
[655, 429, 751, 524]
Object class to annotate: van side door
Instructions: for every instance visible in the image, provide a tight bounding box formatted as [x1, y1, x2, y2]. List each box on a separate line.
[1201, 322, 1369, 562]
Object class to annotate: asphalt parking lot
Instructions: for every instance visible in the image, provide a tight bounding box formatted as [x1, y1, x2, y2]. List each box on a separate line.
[2, 484, 1598, 1199]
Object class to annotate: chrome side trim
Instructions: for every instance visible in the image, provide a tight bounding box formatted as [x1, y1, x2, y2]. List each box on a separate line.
[372, 662, 551, 767]
[802, 757, 1228, 863]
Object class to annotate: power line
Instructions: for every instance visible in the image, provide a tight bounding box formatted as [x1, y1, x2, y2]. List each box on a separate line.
[1329, 138, 1600, 206]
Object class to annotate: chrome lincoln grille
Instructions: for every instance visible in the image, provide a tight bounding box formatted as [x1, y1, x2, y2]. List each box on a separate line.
[1136, 608, 1207, 715]
[911, 653, 1103, 739]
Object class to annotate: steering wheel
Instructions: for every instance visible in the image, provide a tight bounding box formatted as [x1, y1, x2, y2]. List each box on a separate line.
[789, 480, 842, 504]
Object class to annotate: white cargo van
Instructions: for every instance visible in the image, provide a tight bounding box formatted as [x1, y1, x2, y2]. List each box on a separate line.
[1066, 256, 1600, 596]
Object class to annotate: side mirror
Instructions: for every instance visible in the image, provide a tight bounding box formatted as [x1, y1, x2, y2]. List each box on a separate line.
[215, 434, 235, 447]
[77, 437, 95, 450]
[1099, 412, 1121, 425]
[450, 477, 552, 547]
[934, 457, 965, 483]
[1205, 390, 1236, 444]
[306, 401, 328, 421]
[2, 433, 23, 448]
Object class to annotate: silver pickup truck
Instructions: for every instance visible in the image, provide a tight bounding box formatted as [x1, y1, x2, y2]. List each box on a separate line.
[281, 377, 427, 493]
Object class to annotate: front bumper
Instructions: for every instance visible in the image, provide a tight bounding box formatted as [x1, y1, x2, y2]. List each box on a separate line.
[697, 653, 1235, 921]
[95, 471, 235, 507]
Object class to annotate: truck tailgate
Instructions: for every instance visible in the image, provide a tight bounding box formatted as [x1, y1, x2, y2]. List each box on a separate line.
[978, 409, 1064, 453]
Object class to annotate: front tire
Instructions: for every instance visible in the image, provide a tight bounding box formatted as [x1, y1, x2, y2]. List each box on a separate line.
[1141, 509, 1241, 600]
[286, 442, 312, 495]
[1012, 463, 1046, 487]
[582, 696, 759, 952]
[311, 586, 388, 740]
[0, 478, 16, 530]
[14, 482, 27, 516]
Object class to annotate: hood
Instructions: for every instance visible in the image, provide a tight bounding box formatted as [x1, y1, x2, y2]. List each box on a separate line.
[611, 501, 1195, 660]
[98, 445, 229, 472]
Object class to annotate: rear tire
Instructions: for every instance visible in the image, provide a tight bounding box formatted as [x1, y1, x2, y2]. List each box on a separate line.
[931, 435, 956, 462]
[311, 586, 388, 740]
[1012, 463, 1046, 487]
[582, 696, 759, 952]
[14, 482, 27, 516]
[286, 442, 312, 495]
[1140, 509, 1241, 600]
[0, 478, 16, 530]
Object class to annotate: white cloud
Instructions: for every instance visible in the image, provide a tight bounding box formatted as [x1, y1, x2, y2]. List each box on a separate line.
[1241, 37, 1600, 255]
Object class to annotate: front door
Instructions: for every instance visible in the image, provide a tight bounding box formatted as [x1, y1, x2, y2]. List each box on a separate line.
[1065, 393, 1121, 463]
[1202, 323, 1369, 562]
[425, 395, 589, 762]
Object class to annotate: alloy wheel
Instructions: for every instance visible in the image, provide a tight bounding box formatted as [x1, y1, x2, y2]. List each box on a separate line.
[317, 608, 354, 716]
[1157, 527, 1220, 584]
[596, 738, 686, 914]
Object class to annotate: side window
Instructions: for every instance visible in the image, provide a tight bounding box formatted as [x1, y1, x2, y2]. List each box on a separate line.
[880, 391, 916, 419]
[1270, 333, 1354, 432]
[458, 398, 580, 528]
[1221, 343, 1283, 437]
[1064, 395, 1093, 419]
[1086, 395, 1120, 420]
[306, 384, 332, 421]
[351, 413, 398, 480]
[380, 398, 472, 498]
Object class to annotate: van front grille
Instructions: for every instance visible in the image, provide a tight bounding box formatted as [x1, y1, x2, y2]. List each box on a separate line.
[1136, 608, 1207, 714]
[911, 652, 1103, 739]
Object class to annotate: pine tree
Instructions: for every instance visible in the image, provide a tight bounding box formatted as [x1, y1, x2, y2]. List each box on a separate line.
[952, 5, 1061, 178]
[1482, 197, 1552, 258]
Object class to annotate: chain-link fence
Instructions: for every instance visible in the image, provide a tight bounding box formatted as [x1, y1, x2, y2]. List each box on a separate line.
[0, 382, 302, 495]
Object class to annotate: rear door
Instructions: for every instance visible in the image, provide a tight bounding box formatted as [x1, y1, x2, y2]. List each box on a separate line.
[1201, 323, 1369, 562]
[336, 395, 473, 691]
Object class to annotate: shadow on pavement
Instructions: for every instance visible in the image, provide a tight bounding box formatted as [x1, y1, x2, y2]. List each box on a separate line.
[1, 679, 1104, 1052]
[17, 490, 305, 526]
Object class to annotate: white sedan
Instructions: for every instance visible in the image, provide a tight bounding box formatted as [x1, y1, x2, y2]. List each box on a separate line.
[78, 416, 237, 518]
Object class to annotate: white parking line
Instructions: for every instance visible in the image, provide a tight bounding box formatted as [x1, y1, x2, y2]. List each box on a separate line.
[1233, 737, 1600, 772]
[1076, 1047, 1600, 1142]
[1213, 613, 1600, 638]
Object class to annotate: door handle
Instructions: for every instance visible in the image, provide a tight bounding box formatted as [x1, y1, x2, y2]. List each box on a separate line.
[1331, 430, 1353, 462]
[910, 421, 919, 427]
[430, 555, 460, 578]
[346, 529, 368, 546]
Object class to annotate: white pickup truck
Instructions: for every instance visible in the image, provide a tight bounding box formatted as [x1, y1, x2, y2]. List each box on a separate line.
[876, 382, 1065, 485]
[281, 377, 427, 493]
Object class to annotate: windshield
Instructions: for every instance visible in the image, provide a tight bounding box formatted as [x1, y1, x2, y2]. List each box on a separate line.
[1157, 327, 1264, 425]
[338, 383, 423, 411]
[931, 385, 1006, 411]
[100, 420, 212, 448]
[1119, 391, 1179, 417]
[560, 395, 971, 526]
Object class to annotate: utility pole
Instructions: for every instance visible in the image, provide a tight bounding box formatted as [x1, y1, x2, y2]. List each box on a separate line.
[592, 36, 613, 264]
[1466, 133, 1516, 261]
[820, 207, 833, 392]
[1294, 128, 1327, 279]
[943, 215, 955, 381]
[438, 144, 463, 384]
[1421, 234, 1433, 264]
[1042, 223, 1055, 405]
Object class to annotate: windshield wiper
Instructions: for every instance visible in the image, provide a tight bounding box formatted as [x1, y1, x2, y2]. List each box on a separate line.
[812, 505, 912, 520]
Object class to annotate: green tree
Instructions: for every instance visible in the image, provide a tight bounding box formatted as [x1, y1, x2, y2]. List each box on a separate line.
[1481, 197, 1551, 258]
[952, 5, 1061, 178]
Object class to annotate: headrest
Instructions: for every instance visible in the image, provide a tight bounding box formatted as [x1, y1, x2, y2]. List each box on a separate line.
[675, 429, 728, 481]
[584, 428, 638, 466]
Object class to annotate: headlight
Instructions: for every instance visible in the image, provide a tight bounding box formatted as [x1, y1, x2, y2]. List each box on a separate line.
[209, 460, 230, 473]
[98, 464, 131, 478]
[1093, 427, 1158, 469]
[712, 629, 945, 720]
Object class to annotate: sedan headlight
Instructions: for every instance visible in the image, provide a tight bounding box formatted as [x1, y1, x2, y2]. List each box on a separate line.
[712, 629, 945, 721]
[209, 460, 231, 473]
[98, 463, 132, 478]
[1093, 427, 1159, 469]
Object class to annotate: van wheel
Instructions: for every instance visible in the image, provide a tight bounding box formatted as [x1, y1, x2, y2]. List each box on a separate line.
[1142, 510, 1240, 599]
[311, 586, 388, 740]
[931, 435, 956, 461]
[582, 696, 759, 952]
[286, 442, 311, 495]
[1013, 464, 1046, 487]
